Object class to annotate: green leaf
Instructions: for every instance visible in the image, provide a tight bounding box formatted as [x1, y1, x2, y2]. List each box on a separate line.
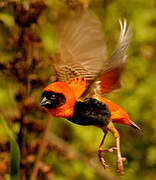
[0, 115, 20, 180]
[0, 13, 15, 29]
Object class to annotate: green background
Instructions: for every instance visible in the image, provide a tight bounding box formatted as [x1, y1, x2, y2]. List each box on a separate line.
[0, 0, 156, 179]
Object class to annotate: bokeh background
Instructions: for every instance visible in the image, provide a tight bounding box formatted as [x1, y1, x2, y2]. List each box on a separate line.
[0, 0, 156, 180]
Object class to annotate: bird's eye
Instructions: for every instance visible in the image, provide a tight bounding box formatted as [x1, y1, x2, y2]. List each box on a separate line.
[50, 94, 56, 100]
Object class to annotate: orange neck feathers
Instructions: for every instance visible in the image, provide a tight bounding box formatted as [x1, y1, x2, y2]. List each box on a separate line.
[67, 77, 88, 100]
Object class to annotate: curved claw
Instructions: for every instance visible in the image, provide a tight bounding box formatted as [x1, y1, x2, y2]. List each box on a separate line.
[99, 146, 117, 169]
[99, 155, 109, 169]
[98, 147, 109, 169]
[98, 131, 109, 169]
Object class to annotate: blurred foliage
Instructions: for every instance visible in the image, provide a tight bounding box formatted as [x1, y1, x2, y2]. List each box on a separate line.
[0, 115, 20, 180]
[0, 0, 156, 180]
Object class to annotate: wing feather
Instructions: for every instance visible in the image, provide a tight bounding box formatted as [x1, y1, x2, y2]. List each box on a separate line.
[53, 10, 132, 98]
[107, 19, 132, 70]
[91, 20, 133, 95]
[54, 10, 107, 82]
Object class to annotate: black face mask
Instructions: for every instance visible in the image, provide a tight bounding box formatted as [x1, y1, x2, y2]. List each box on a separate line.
[40, 91, 66, 109]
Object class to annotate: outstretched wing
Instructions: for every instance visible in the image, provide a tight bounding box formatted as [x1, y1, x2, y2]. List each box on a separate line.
[54, 10, 132, 98]
[91, 19, 133, 95]
[54, 10, 107, 83]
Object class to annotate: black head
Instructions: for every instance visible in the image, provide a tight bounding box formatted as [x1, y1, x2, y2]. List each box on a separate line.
[40, 91, 66, 109]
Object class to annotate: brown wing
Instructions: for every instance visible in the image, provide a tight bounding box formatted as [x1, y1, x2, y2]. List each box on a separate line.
[91, 19, 133, 95]
[54, 10, 107, 83]
[54, 11, 132, 98]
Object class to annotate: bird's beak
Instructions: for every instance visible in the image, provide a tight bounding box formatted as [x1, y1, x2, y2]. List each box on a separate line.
[40, 96, 51, 107]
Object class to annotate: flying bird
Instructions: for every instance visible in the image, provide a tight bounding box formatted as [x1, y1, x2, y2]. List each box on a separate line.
[40, 10, 140, 173]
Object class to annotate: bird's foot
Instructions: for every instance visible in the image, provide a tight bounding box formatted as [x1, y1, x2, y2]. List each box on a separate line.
[116, 156, 126, 174]
[98, 147, 117, 169]
[99, 146, 126, 174]
[98, 148, 109, 169]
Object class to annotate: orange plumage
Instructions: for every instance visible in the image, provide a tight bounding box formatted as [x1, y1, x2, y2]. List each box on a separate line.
[93, 95, 130, 125]
[40, 10, 140, 174]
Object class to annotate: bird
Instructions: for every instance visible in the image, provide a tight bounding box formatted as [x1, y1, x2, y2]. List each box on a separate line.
[40, 10, 140, 174]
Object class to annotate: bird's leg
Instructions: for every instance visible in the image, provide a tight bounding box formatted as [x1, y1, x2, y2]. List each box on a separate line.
[106, 121, 126, 174]
[98, 130, 108, 169]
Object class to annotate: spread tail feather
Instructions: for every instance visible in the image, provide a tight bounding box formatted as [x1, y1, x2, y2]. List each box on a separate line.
[130, 120, 141, 130]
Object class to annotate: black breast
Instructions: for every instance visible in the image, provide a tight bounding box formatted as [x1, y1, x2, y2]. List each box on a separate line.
[68, 98, 111, 127]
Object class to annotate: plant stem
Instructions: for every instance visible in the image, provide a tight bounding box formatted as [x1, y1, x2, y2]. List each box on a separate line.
[30, 117, 53, 180]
